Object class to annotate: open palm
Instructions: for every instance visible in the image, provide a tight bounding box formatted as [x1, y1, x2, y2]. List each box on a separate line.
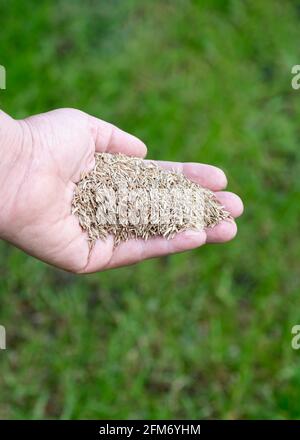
[3, 109, 243, 273]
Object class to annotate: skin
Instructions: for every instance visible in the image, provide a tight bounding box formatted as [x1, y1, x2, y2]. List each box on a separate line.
[0, 108, 243, 273]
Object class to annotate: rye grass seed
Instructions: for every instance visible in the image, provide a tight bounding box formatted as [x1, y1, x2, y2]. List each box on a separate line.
[72, 153, 230, 246]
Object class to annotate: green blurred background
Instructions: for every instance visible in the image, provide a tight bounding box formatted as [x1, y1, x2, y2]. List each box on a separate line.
[1, 0, 300, 419]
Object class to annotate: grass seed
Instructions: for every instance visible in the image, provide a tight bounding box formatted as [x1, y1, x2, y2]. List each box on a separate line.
[72, 153, 230, 246]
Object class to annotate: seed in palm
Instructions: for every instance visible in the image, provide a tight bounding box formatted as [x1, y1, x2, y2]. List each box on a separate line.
[72, 153, 230, 246]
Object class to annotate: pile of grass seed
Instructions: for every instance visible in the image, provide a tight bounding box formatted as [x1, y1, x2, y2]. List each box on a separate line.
[72, 153, 230, 246]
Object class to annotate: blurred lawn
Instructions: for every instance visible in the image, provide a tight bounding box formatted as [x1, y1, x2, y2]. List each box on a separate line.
[1, 0, 300, 419]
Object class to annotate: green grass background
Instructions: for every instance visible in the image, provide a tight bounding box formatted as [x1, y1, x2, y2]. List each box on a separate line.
[1, 0, 300, 419]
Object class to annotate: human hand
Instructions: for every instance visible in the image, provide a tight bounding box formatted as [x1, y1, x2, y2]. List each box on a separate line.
[0, 108, 243, 273]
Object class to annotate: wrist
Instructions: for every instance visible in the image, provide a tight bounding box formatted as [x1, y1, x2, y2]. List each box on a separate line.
[0, 111, 32, 239]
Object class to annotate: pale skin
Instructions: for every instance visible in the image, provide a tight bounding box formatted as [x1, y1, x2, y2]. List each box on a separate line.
[0, 108, 243, 273]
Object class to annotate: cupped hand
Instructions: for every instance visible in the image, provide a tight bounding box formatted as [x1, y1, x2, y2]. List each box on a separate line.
[0, 108, 243, 273]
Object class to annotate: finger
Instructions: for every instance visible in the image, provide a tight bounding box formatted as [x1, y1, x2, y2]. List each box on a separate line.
[151, 160, 228, 191]
[101, 230, 206, 270]
[89, 115, 147, 158]
[206, 219, 237, 243]
[215, 191, 244, 218]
